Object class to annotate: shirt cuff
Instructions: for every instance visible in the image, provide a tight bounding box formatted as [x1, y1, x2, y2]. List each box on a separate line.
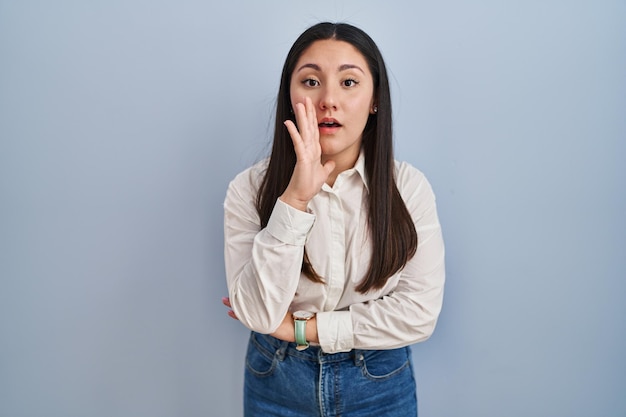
[265, 198, 315, 245]
[316, 310, 354, 353]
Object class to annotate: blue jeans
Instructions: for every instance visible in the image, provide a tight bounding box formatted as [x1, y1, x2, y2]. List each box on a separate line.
[244, 332, 418, 417]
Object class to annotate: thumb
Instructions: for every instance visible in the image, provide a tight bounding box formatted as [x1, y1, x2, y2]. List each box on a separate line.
[322, 160, 336, 178]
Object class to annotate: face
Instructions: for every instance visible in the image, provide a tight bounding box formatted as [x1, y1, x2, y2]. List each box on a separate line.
[290, 39, 376, 167]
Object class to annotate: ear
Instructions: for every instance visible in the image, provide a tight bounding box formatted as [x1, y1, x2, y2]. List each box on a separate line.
[369, 93, 378, 114]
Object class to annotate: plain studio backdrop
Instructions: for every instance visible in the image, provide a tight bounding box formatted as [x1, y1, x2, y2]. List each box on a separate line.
[1, 1, 624, 416]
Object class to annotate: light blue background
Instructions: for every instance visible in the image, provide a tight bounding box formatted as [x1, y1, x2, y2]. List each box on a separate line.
[1, 1, 624, 416]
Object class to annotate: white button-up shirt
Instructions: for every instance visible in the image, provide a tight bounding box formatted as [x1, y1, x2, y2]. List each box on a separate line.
[224, 152, 445, 353]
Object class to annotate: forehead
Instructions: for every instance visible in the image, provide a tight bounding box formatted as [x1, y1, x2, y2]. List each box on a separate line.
[294, 39, 370, 73]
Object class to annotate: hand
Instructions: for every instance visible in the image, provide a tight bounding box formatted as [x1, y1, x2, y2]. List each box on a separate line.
[221, 297, 238, 320]
[222, 297, 308, 343]
[281, 97, 335, 211]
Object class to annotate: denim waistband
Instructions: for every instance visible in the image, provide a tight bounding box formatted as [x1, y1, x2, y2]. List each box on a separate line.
[252, 332, 367, 365]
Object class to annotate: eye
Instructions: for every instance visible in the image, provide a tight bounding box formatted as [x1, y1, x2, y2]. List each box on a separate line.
[302, 78, 320, 87]
[343, 78, 359, 87]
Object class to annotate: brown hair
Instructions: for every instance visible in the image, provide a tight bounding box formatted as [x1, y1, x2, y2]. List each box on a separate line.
[256, 22, 417, 293]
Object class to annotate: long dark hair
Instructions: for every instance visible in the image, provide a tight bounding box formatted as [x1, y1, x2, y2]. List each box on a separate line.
[256, 22, 417, 293]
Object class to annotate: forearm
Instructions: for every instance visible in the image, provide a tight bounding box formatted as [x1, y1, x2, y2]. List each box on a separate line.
[269, 314, 319, 344]
[318, 226, 445, 353]
[225, 198, 316, 333]
[228, 258, 301, 333]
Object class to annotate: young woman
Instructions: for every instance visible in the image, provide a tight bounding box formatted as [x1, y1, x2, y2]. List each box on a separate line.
[222, 22, 445, 416]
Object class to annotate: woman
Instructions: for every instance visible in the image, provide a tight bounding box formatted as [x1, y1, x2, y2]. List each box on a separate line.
[223, 22, 445, 416]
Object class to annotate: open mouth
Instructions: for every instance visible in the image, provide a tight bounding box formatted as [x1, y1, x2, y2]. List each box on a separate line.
[318, 119, 342, 128]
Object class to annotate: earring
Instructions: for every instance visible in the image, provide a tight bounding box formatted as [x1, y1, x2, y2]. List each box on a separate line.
[373, 106, 378, 114]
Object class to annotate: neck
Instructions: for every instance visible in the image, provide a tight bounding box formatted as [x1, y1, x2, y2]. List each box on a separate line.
[322, 151, 360, 188]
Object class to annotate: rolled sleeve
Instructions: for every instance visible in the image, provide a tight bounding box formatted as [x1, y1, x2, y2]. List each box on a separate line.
[316, 310, 354, 353]
[266, 199, 315, 245]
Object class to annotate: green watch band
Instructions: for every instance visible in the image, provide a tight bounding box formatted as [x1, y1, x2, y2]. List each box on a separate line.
[292, 310, 314, 351]
[294, 319, 309, 350]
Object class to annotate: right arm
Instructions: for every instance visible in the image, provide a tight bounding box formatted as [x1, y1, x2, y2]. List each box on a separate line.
[224, 180, 314, 333]
[225, 97, 331, 333]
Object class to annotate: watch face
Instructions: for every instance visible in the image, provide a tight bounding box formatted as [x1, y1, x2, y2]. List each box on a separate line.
[293, 310, 314, 320]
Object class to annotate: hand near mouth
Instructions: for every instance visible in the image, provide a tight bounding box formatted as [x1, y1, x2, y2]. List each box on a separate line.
[281, 97, 336, 211]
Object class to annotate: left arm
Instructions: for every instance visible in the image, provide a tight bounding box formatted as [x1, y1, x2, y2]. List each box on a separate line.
[222, 297, 319, 344]
[316, 165, 445, 352]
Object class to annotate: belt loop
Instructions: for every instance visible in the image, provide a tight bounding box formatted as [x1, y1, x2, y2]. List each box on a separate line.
[275, 340, 289, 361]
[353, 349, 364, 366]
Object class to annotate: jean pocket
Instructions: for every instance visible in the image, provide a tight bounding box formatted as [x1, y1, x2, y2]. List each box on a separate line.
[359, 347, 411, 381]
[245, 333, 279, 377]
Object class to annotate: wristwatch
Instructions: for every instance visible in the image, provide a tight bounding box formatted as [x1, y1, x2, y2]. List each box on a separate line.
[292, 310, 315, 351]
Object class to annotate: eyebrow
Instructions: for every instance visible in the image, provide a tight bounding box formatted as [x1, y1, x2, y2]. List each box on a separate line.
[296, 63, 365, 74]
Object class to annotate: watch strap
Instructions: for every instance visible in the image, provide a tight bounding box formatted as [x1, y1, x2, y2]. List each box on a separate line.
[294, 319, 309, 351]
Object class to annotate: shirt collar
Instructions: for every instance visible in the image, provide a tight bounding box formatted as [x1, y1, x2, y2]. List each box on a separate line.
[353, 150, 369, 192]
[322, 150, 369, 192]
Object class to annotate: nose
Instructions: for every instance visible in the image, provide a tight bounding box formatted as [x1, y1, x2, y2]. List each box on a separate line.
[318, 85, 338, 111]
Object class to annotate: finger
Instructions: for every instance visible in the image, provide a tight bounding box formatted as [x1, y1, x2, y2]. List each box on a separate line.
[322, 160, 336, 177]
[222, 296, 231, 308]
[284, 120, 303, 150]
[227, 310, 238, 320]
[305, 97, 318, 139]
[302, 97, 318, 142]
[293, 101, 312, 142]
[299, 99, 318, 142]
